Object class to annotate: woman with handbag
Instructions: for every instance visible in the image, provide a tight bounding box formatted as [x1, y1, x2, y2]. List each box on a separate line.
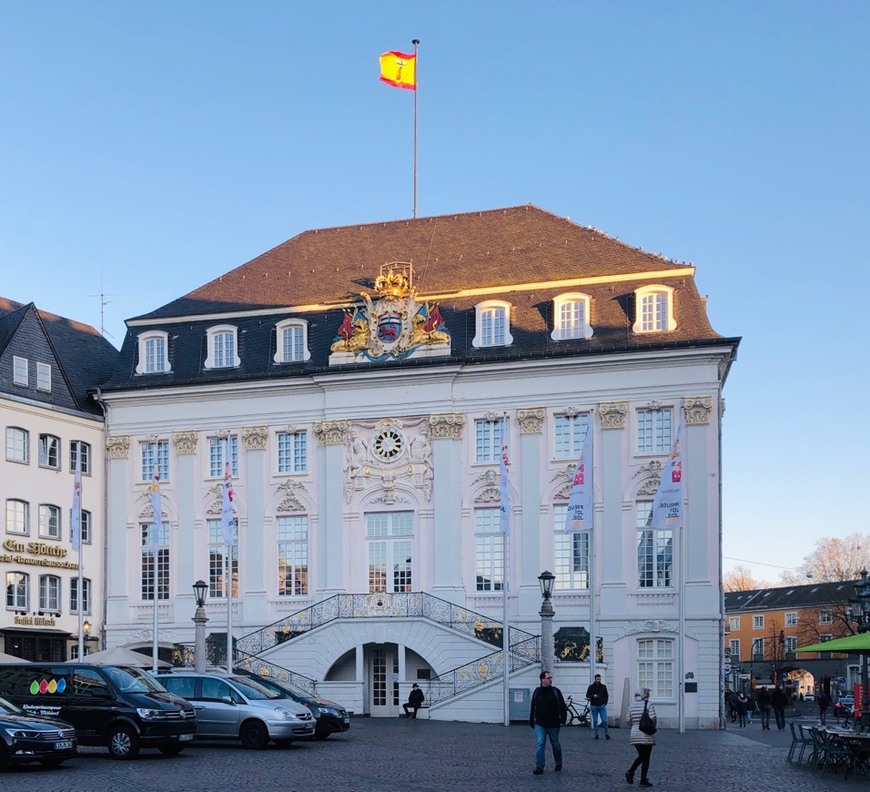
[625, 687, 656, 786]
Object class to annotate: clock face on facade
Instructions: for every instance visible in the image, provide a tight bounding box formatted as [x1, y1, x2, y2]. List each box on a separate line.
[372, 427, 404, 460]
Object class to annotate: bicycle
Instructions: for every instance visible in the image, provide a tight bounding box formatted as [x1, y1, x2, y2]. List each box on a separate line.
[565, 695, 591, 727]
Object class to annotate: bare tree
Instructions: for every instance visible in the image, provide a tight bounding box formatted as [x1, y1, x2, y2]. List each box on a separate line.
[780, 534, 870, 585]
[724, 565, 769, 592]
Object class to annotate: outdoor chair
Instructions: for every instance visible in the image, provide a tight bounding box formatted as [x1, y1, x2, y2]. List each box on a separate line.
[806, 726, 826, 772]
[816, 728, 854, 776]
[788, 722, 812, 765]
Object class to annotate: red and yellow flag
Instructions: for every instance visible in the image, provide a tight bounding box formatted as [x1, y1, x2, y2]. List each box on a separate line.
[379, 50, 416, 90]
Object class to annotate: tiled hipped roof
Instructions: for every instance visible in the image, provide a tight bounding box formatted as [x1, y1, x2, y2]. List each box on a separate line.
[104, 204, 738, 390]
[725, 581, 855, 612]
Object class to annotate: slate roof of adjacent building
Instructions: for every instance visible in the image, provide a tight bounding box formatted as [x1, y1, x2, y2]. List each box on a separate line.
[0, 297, 118, 417]
[104, 204, 740, 390]
[725, 581, 855, 612]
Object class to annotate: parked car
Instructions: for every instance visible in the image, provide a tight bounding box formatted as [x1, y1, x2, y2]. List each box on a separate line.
[835, 695, 855, 718]
[156, 671, 315, 749]
[0, 664, 194, 760]
[803, 692, 815, 702]
[0, 694, 77, 769]
[240, 674, 350, 740]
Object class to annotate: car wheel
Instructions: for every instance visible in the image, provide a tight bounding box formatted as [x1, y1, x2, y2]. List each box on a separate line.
[274, 738, 294, 748]
[239, 719, 269, 750]
[314, 732, 330, 741]
[107, 724, 140, 760]
[159, 743, 185, 756]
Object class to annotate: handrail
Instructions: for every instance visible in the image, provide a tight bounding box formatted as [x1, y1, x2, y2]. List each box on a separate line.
[234, 650, 317, 695]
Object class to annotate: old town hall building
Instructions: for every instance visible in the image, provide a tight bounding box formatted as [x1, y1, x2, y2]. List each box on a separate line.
[97, 205, 739, 726]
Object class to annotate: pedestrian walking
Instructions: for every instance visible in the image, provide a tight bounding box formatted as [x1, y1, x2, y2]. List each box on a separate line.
[771, 685, 787, 730]
[586, 673, 610, 740]
[756, 686, 772, 730]
[735, 691, 748, 727]
[818, 689, 831, 725]
[625, 687, 656, 787]
[529, 670, 567, 775]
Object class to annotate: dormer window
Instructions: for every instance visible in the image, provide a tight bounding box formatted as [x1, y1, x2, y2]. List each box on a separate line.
[274, 320, 311, 364]
[205, 325, 240, 369]
[551, 293, 593, 341]
[136, 331, 170, 374]
[633, 285, 676, 334]
[472, 300, 513, 348]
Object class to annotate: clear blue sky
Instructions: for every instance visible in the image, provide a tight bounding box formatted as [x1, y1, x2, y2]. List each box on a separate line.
[2, 2, 867, 582]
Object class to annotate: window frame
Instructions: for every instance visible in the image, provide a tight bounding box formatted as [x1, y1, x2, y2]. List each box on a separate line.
[6, 499, 29, 535]
[70, 441, 91, 475]
[277, 430, 307, 474]
[752, 615, 764, 629]
[277, 515, 309, 597]
[38, 433, 60, 470]
[209, 436, 239, 478]
[636, 502, 673, 589]
[70, 577, 92, 615]
[554, 412, 590, 460]
[207, 519, 239, 599]
[751, 637, 764, 660]
[632, 284, 676, 334]
[728, 616, 740, 631]
[38, 503, 61, 540]
[553, 504, 589, 590]
[12, 355, 28, 386]
[38, 574, 61, 614]
[141, 521, 170, 601]
[36, 362, 52, 392]
[474, 508, 504, 593]
[205, 325, 240, 369]
[274, 319, 311, 364]
[135, 331, 171, 375]
[785, 611, 798, 627]
[637, 637, 674, 699]
[474, 417, 506, 464]
[551, 293, 593, 341]
[472, 300, 513, 348]
[141, 439, 170, 482]
[5, 427, 29, 463]
[819, 610, 833, 625]
[5, 571, 28, 611]
[636, 407, 673, 455]
[729, 639, 740, 659]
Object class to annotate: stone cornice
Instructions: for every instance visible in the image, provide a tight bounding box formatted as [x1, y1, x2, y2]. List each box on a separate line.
[173, 431, 198, 455]
[428, 413, 464, 440]
[106, 435, 130, 460]
[314, 420, 348, 446]
[518, 408, 545, 434]
[598, 402, 628, 430]
[243, 425, 269, 451]
[684, 395, 714, 425]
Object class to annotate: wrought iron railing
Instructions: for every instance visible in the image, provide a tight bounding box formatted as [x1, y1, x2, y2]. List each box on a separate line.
[234, 650, 317, 695]
[235, 591, 535, 658]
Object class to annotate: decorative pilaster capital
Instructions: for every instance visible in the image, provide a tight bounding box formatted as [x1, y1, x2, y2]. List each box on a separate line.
[314, 419, 348, 446]
[518, 408, 545, 434]
[173, 431, 198, 455]
[106, 435, 130, 459]
[428, 413, 465, 440]
[598, 402, 628, 430]
[683, 395, 714, 425]
[243, 425, 269, 451]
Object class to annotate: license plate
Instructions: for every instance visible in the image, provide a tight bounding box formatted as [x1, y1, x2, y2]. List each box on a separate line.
[179, 733, 194, 741]
[55, 740, 73, 750]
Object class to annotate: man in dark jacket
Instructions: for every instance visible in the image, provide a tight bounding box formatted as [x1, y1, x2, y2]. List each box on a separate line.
[586, 673, 610, 739]
[771, 685, 788, 730]
[529, 670, 567, 775]
[403, 683, 425, 718]
[756, 686, 772, 730]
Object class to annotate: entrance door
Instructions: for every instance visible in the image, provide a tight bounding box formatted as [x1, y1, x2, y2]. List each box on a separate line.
[368, 644, 400, 717]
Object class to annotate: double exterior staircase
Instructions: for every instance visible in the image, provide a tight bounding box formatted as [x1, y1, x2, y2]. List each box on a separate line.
[233, 591, 541, 707]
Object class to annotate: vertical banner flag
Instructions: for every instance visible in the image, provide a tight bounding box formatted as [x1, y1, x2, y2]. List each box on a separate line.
[565, 420, 593, 532]
[649, 419, 684, 531]
[379, 50, 416, 90]
[71, 447, 82, 552]
[499, 421, 510, 534]
[221, 439, 235, 545]
[150, 465, 161, 555]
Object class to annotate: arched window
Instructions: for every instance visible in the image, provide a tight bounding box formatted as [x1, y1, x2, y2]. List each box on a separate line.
[472, 300, 513, 348]
[551, 293, 593, 341]
[136, 331, 170, 374]
[633, 285, 676, 334]
[205, 325, 240, 369]
[274, 320, 311, 364]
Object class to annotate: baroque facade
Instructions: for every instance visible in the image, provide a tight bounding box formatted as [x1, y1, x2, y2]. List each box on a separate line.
[98, 205, 739, 726]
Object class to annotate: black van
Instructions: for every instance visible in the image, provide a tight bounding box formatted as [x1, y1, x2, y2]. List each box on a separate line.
[0, 664, 196, 759]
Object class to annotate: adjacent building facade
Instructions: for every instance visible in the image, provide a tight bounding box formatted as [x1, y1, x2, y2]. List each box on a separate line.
[98, 205, 740, 725]
[1, 298, 117, 661]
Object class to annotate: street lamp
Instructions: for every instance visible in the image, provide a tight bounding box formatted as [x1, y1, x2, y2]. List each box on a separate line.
[192, 580, 209, 673]
[538, 571, 555, 674]
[776, 629, 785, 686]
[850, 569, 870, 728]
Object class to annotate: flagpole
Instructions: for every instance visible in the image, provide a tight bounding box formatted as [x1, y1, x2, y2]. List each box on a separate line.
[73, 449, 84, 660]
[412, 38, 419, 219]
[223, 438, 234, 672]
[150, 464, 161, 673]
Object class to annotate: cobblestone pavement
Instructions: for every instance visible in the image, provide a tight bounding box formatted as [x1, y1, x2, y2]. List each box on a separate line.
[1, 715, 862, 792]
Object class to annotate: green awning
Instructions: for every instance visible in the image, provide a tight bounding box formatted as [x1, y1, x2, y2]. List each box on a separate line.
[796, 633, 870, 653]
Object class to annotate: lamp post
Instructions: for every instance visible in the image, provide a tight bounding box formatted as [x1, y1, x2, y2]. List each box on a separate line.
[775, 629, 785, 686]
[82, 619, 92, 657]
[849, 569, 870, 728]
[538, 571, 555, 674]
[192, 580, 209, 674]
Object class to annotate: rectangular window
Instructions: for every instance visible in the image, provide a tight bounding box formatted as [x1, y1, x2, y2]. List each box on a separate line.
[70, 441, 91, 475]
[474, 418, 505, 463]
[729, 639, 740, 659]
[13, 356, 28, 386]
[819, 610, 833, 625]
[214, 331, 235, 368]
[553, 504, 589, 590]
[36, 362, 51, 392]
[753, 615, 764, 629]
[282, 325, 304, 362]
[5, 572, 28, 610]
[141, 440, 169, 481]
[475, 508, 504, 592]
[637, 638, 673, 698]
[207, 520, 238, 599]
[6, 499, 28, 535]
[141, 522, 170, 600]
[636, 502, 672, 588]
[145, 336, 166, 373]
[366, 512, 412, 594]
[80, 510, 91, 544]
[277, 431, 307, 474]
[785, 612, 798, 627]
[785, 635, 797, 653]
[751, 638, 764, 660]
[636, 408, 672, 454]
[728, 616, 740, 631]
[71, 577, 91, 614]
[38, 504, 61, 539]
[209, 436, 239, 477]
[558, 299, 585, 339]
[39, 575, 61, 613]
[277, 516, 308, 596]
[6, 427, 28, 463]
[481, 306, 506, 346]
[38, 434, 60, 469]
[640, 292, 667, 332]
[554, 413, 589, 459]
